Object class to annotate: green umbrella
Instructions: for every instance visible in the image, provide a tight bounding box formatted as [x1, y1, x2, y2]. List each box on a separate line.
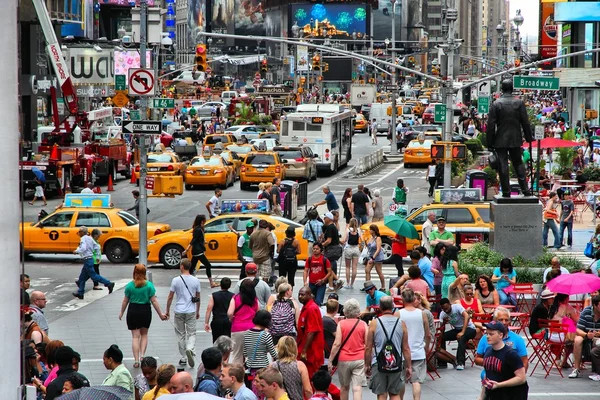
[384, 215, 419, 239]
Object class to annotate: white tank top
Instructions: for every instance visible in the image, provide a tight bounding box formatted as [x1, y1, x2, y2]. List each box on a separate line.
[399, 308, 426, 360]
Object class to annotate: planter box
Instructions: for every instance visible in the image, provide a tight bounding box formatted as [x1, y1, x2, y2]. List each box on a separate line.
[452, 174, 466, 187]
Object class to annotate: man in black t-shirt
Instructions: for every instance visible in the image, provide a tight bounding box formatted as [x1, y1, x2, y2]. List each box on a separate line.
[45, 347, 90, 400]
[322, 212, 343, 291]
[350, 184, 370, 224]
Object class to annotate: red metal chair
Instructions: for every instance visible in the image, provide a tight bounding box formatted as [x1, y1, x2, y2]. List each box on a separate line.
[569, 300, 585, 312]
[529, 319, 569, 378]
[426, 322, 445, 380]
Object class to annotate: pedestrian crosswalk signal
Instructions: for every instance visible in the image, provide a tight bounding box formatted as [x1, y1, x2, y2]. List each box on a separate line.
[324, 63, 329, 72]
[312, 55, 321, 71]
[260, 58, 268, 73]
[430, 144, 445, 159]
[452, 144, 467, 159]
[195, 44, 207, 72]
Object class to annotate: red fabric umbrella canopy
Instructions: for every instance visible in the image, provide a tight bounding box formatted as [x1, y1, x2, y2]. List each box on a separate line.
[523, 137, 581, 149]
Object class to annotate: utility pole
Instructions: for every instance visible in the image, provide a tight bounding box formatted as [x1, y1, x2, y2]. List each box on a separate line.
[390, 0, 398, 154]
[138, 0, 148, 266]
[442, 1, 458, 187]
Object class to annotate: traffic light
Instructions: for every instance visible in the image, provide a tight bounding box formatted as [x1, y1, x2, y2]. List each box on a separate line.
[323, 63, 329, 72]
[451, 144, 467, 159]
[586, 109, 598, 119]
[195, 44, 207, 72]
[430, 144, 445, 159]
[312, 55, 321, 71]
[300, 76, 306, 85]
[260, 58, 268, 73]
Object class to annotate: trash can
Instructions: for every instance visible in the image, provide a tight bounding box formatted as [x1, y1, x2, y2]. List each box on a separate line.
[280, 180, 299, 220]
[465, 169, 489, 200]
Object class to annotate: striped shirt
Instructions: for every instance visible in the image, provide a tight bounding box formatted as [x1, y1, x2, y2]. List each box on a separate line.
[243, 328, 277, 369]
[576, 306, 600, 332]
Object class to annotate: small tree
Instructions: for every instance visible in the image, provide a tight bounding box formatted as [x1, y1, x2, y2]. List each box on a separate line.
[554, 128, 576, 175]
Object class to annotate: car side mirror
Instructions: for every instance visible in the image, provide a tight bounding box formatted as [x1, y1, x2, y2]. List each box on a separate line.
[313, 154, 319, 158]
[282, 159, 288, 163]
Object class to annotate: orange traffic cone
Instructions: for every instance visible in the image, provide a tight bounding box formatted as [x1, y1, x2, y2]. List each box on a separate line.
[50, 144, 59, 160]
[107, 173, 115, 192]
[130, 166, 137, 184]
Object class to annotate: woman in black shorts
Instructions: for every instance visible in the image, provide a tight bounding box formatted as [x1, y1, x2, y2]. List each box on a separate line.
[119, 264, 167, 368]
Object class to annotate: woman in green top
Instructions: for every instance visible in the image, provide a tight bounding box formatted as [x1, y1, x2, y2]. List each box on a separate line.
[441, 245, 460, 299]
[119, 264, 167, 368]
[102, 344, 134, 396]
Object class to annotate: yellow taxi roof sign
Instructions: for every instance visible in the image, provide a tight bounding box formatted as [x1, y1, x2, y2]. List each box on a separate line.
[64, 194, 112, 208]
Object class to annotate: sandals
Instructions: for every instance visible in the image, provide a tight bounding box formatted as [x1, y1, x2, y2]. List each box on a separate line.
[210, 281, 220, 288]
[133, 362, 140, 368]
[28, 202, 33, 205]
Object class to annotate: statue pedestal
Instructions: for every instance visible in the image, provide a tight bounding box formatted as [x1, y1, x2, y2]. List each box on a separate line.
[490, 198, 543, 260]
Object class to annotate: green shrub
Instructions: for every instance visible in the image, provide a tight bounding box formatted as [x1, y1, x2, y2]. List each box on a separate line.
[582, 166, 600, 181]
[465, 138, 484, 159]
[483, 166, 498, 185]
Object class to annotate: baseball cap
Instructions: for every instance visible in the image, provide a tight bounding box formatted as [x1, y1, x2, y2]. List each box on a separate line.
[246, 221, 255, 228]
[327, 293, 339, 300]
[437, 216, 446, 222]
[323, 212, 334, 220]
[361, 280, 377, 292]
[245, 263, 258, 274]
[484, 320, 508, 335]
[540, 289, 556, 300]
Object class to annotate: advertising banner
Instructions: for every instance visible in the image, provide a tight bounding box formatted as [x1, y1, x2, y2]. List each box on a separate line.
[555, 1, 600, 21]
[297, 45, 309, 72]
[434, 188, 482, 203]
[539, 1, 558, 59]
[114, 51, 152, 77]
[188, 0, 206, 45]
[67, 48, 114, 85]
[221, 199, 270, 213]
[64, 194, 111, 208]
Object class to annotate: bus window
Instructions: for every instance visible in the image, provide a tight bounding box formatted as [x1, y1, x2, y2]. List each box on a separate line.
[306, 124, 322, 132]
[281, 121, 289, 136]
[293, 121, 305, 130]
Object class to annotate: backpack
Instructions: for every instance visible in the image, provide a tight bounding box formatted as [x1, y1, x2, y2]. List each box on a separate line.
[279, 239, 297, 264]
[270, 299, 296, 335]
[375, 317, 402, 373]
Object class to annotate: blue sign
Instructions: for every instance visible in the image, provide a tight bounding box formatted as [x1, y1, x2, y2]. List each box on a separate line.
[555, 2, 600, 22]
[221, 199, 269, 214]
[64, 194, 112, 208]
[290, 4, 367, 37]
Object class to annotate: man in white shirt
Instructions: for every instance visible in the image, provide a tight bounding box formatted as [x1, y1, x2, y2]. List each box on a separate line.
[542, 256, 570, 282]
[219, 363, 258, 400]
[165, 258, 201, 368]
[206, 189, 222, 218]
[73, 226, 114, 299]
[420, 212, 436, 253]
[80, 183, 94, 194]
[399, 288, 431, 400]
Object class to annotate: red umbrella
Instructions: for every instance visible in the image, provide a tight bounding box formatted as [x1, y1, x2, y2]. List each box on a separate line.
[523, 137, 581, 149]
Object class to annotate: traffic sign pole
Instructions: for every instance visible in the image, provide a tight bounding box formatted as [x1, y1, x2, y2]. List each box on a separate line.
[139, 0, 148, 267]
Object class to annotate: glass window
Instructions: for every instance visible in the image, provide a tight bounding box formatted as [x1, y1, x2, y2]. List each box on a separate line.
[271, 216, 301, 228]
[292, 121, 305, 131]
[446, 208, 475, 224]
[234, 217, 253, 231]
[41, 212, 74, 227]
[281, 121, 289, 137]
[147, 154, 173, 163]
[245, 154, 276, 165]
[75, 212, 111, 227]
[476, 207, 490, 223]
[306, 124, 322, 132]
[190, 157, 223, 166]
[204, 218, 236, 233]
[117, 211, 138, 226]
[409, 208, 442, 225]
[278, 150, 303, 160]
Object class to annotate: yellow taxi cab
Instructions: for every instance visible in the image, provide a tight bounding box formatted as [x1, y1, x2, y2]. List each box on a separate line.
[418, 95, 431, 105]
[220, 150, 242, 180]
[406, 101, 424, 117]
[20, 194, 171, 263]
[361, 202, 491, 261]
[147, 213, 309, 268]
[135, 151, 186, 182]
[353, 113, 368, 133]
[403, 139, 434, 167]
[204, 134, 237, 149]
[185, 155, 235, 190]
[239, 149, 286, 191]
[225, 144, 257, 162]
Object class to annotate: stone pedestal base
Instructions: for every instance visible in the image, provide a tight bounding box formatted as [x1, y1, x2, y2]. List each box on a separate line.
[490, 200, 543, 260]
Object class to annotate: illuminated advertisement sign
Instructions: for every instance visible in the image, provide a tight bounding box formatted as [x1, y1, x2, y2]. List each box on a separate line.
[539, 1, 558, 59]
[289, 3, 368, 38]
[555, 2, 600, 22]
[114, 51, 152, 76]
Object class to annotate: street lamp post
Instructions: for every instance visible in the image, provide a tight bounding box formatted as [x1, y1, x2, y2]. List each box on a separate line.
[513, 10, 524, 62]
[495, 23, 505, 92]
[390, 0, 398, 155]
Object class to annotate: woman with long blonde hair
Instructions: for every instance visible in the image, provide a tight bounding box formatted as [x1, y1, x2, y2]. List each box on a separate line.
[342, 218, 363, 289]
[271, 336, 313, 400]
[119, 264, 167, 368]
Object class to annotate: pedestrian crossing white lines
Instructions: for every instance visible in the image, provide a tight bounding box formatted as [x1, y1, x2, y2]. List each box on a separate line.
[554, 250, 589, 266]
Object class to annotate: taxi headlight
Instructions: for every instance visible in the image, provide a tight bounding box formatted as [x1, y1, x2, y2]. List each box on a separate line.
[148, 239, 157, 245]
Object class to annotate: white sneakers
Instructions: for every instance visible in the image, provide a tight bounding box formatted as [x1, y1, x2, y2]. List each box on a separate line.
[568, 369, 580, 379]
[589, 374, 600, 381]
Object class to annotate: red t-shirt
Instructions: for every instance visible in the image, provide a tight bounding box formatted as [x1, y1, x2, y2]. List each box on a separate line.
[297, 299, 325, 367]
[305, 255, 331, 283]
[392, 234, 408, 257]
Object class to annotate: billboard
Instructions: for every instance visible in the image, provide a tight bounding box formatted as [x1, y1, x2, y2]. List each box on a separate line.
[372, 0, 402, 42]
[234, 0, 267, 42]
[210, 0, 235, 46]
[114, 51, 152, 77]
[188, 0, 206, 45]
[296, 45, 309, 72]
[67, 48, 114, 85]
[539, 1, 558, 59]
[290, 3, 368, 38]
[555, 2, 600, 21]
[265, 9, 283, 58]
[322, 57, 353, 81]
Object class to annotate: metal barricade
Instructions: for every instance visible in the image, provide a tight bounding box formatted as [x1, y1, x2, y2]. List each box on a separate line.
[297, 181, 308, 209]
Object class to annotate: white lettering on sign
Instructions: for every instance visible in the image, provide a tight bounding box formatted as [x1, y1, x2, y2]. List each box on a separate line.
[47, 44, 69, 87]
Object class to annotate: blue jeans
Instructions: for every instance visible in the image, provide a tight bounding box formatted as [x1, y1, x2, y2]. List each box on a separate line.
[309, 282, 326, 306]
[77, 258, 111, 295]
[356, 214, 368, 225]
[559, 221, 573, 247]
[498, 289, 516, 306]
[542, 219, 561, 248]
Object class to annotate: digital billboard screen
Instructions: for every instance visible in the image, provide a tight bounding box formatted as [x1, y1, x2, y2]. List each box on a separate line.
[322, 57, 353, 81]
[290, 3, 368, 38]
[555, 2, 600, 22]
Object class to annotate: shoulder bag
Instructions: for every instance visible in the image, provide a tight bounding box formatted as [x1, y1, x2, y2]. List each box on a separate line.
[331, 319, 361, 368]
[180, 276, 200, 303]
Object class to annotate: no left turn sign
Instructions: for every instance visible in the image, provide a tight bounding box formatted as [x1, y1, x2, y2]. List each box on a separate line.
[128, 68, 156, 96]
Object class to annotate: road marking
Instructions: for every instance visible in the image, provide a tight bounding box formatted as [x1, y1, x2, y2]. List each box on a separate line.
[308, 177, 335, 195]
[52, 279, 130, 312]
[528, 394, 600, 397]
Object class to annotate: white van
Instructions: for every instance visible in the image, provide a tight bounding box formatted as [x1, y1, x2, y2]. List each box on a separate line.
[221, 90, 237, 102]
[369, 103, 392, 133]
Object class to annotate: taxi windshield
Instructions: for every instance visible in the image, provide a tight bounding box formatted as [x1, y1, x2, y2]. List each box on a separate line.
[147, 154, 173, 163]
[191, 157, 222, 166]
[205, 136, 229, 144]
[408, 140, 433, 148]
[117, 211, 138, 226]
[228, 146, 253, 154]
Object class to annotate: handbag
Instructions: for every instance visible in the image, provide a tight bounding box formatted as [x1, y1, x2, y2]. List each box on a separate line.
[324, 244, 343, 261]
[358, 247, 369, 265]
[585, 241, 595, 258]
[244, 330, 265, 388]
[331, 319, 361, 369]
[488, 149, 499, 170]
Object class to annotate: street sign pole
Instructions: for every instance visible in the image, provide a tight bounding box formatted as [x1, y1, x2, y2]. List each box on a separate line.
[390, 0, 398, 155]
[443, 2, 458, 189]
[139, 0, 148, 266]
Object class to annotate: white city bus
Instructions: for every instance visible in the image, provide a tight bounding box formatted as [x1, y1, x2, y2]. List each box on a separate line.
[279, 104, 352, 173]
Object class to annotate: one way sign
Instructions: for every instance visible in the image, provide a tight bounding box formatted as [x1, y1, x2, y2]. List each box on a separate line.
[478, 82, 490, 97]
[121, 120, 161, 134]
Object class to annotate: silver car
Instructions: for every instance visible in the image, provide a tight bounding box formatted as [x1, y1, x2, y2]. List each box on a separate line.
[274, 145, 318, 182]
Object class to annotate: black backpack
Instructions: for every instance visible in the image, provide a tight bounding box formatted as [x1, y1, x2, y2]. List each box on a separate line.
[279, 239, 297, 264]
[375, 317, 402, 373]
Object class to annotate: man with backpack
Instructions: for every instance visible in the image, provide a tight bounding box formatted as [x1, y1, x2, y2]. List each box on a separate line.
[232, 263, 271, 309]
[365, 296, 412, 400]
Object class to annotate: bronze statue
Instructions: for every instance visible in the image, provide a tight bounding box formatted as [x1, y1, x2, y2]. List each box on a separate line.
[486, 79, 533, 197]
